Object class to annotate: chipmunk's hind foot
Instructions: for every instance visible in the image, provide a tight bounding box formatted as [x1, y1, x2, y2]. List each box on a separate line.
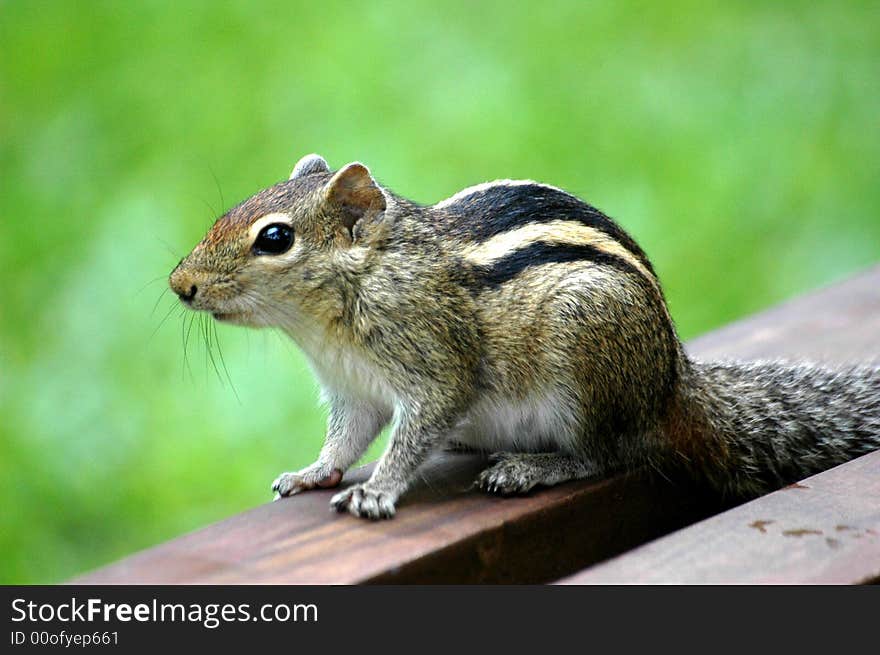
[476, 452, 597, 495]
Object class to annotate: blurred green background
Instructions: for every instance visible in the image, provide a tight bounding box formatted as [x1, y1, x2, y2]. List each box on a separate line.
[1, 1, 878, 583]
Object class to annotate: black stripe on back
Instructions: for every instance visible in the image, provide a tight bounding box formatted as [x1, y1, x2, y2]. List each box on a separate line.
[469, 241, 647, 289]
[441, 183, 656, 276]
[463, 240, 679, 390]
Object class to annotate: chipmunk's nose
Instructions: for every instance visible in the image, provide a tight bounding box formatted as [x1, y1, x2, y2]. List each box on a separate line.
[169, 268, 198, 303]
[179, 284, 197, 302]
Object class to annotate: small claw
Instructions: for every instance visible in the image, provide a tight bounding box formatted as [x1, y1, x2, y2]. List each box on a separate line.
[359, 492, 379, 518]
[272, 473, 293, 497]
[329, 485, 397, 519]
[378, 494, 396, 519]
[348, 488, 363, 515]
[330, 489, 349, 512]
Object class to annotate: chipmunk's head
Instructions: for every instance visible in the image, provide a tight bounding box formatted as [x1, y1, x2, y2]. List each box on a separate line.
[169, 154, 387, 328]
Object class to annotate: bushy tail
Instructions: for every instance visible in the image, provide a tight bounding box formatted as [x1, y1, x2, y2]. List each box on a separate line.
[672, 359, 880, 497]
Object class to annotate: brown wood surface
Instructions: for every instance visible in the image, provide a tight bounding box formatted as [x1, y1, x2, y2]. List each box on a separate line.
[70, 455, 726, 584]
[684, 265, 880, 364]
[72, 265, 880, 584]
[557, 449, 880, 584]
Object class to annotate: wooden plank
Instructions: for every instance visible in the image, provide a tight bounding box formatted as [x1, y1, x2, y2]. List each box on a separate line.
[70, 454, 725, 584]
[685, 265, 880, 364]
[557, 449, 880, 584]
[71, 265, 880, 584]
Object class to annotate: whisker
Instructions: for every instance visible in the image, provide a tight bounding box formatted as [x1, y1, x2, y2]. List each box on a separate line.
[199, 197, 217, 221]
[208, 164, 226, 213]
[203, 314, 224, 385]
[150, 287, 171, 317]
[150, 299, 182, 341]
[200, 314, 210, 382]
[137, 275, 169, 299]
[213, 320, 241, 404]
[155, 236, 183, 260]
[182, 312, 196, 381]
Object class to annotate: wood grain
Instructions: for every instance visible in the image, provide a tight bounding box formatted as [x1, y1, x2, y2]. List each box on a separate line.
[557, 449, 880, 584]
[70, 454, 726, 584]
[71, 265, 880, 584]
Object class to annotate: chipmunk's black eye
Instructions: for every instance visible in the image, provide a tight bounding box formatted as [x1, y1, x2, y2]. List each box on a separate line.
[253, 223, 294, 255]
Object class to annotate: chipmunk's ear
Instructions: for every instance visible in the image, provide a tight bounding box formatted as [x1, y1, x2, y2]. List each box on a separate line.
[289, 154, 330, 179]
[324, 162, 386, 236]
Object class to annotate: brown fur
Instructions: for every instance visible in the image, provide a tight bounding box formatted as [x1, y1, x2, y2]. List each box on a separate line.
[170, 155, 880, 519]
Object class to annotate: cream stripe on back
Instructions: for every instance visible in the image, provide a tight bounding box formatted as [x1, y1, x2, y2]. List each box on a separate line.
[434, 179, 565, 209]
[461, 219, 656, 282]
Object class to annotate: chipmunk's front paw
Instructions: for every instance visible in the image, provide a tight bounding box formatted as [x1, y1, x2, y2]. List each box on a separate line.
[476, 453, 541, 495]
[272, 463, 342, 499]
[330, 484, 397, 520]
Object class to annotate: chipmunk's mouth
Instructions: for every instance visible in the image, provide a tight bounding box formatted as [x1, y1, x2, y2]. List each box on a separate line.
[212, 312, 246, 322]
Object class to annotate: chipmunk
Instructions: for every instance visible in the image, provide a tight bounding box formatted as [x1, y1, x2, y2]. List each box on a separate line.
[169, 154, 880, 520]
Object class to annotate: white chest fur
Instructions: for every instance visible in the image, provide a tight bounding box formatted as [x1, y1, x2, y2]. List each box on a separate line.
[455, 389, 582, 453]
[289, 327, 397, 409]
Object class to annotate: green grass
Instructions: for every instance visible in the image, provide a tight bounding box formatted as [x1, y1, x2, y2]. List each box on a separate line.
[1, 0, 878, 583]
